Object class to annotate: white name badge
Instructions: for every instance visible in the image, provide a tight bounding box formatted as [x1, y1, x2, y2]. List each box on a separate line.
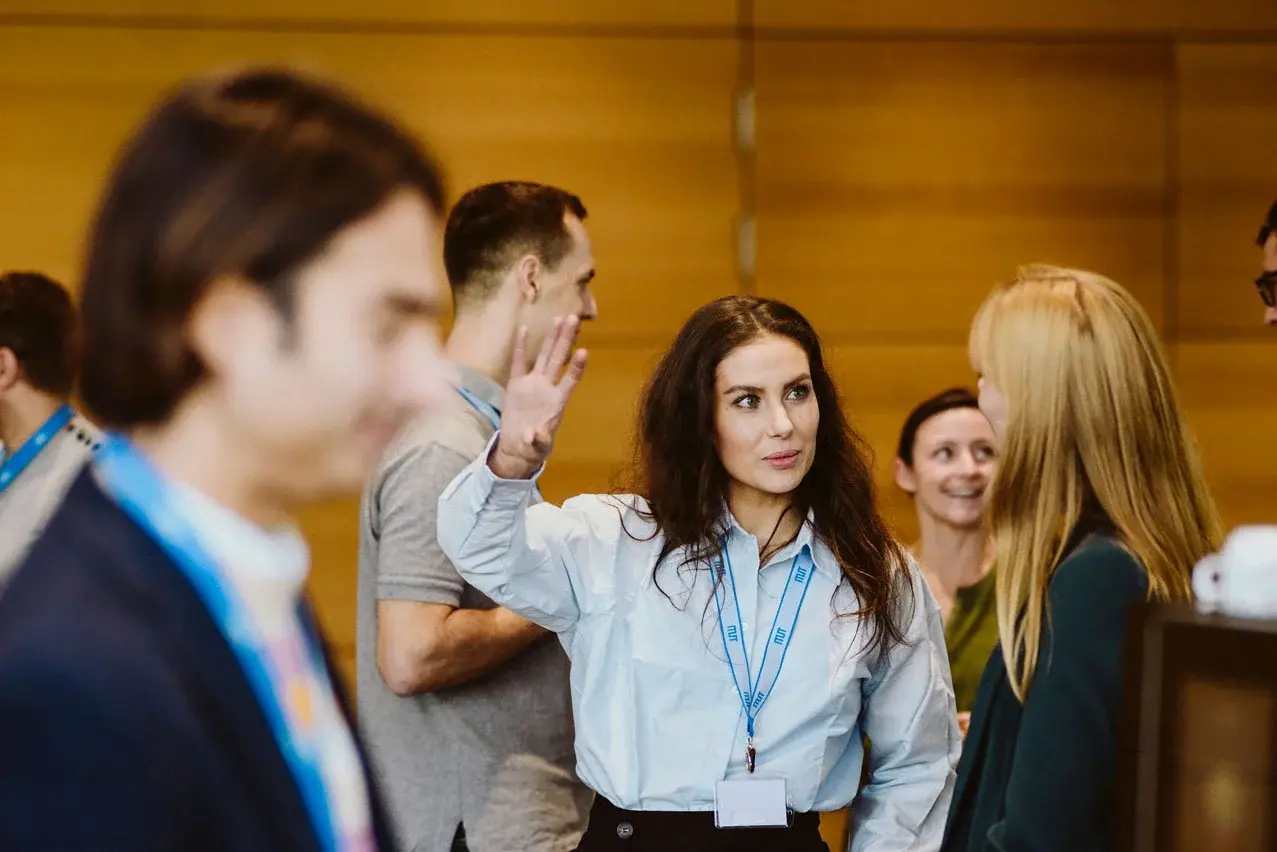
[713, 778, 788, 828]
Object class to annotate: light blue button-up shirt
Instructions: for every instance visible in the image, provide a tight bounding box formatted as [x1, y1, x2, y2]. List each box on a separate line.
[438, 435, 960, 850]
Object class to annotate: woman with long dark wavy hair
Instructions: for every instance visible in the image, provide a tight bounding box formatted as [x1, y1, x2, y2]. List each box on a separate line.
[438, 296, 959, 852]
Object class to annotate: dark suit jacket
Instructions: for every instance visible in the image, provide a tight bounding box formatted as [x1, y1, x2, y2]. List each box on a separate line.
[0, 469, 398, 852]
[940, 533, 1148, 852]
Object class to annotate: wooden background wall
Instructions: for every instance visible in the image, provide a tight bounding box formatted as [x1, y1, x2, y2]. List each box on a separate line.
[1, 1, 1275, 845]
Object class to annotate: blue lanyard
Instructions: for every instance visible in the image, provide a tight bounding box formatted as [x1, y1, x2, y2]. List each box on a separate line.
[0, 404, 75, 495]
[714, 539, 816, 773]
[454, 385, 543, 503]
[92, 433, 338, 852]
[455, 385, 501, 431]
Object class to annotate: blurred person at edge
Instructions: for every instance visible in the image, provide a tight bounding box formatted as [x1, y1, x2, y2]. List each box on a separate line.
[893, 388, 998, 739]
[437, 296, 960, 852]
[940, 265, 1222, 852]
[0, 271, 103, 588]
[1188, 200, 1277, 621]
[1255, 200, 1277, 326]
[0, 67, 453, 852]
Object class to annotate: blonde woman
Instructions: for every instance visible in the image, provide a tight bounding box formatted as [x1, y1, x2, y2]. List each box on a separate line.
[940, 265, 1222, 852]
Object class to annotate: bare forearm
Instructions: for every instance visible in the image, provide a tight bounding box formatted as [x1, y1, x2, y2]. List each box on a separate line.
[380, 604, 548, 696]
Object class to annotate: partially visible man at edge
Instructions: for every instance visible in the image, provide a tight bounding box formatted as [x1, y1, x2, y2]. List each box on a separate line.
[0, 271, 102, 587]
[358, 181, 597, 852]
[1257, 200, 1277, 326]
[0, 67, 454, 852]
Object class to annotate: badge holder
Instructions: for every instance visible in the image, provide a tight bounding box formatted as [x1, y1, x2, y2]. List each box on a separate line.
[713, 776, 790, 828]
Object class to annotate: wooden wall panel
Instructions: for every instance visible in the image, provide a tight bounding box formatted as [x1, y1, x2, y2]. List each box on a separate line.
[1175, 343, 1277, 529]
[1176, 45, 1277, 339]
[0, 24, 738, 649]
[0, 1, 185, 18]
[754, 0, 1273, 33]
[0, 26, 740, 342]
[2, 0, 736, 27]
[826, 345, 981, 542]
[754, 41, 1171, 343]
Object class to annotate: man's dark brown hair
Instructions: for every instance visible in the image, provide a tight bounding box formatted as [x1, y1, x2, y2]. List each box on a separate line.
[78, 66, 447, 429]
[442, 181, 587, 303]
[0, 271, 79, 398]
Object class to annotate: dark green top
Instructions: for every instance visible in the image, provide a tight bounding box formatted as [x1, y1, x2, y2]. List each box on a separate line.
[940, 534, 1147, 852]
[945, 568, 1000, 712]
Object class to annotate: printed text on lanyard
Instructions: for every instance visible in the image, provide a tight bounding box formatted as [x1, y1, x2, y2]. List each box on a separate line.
[0, 404, 74, 494]
[713, 538, 815, 773]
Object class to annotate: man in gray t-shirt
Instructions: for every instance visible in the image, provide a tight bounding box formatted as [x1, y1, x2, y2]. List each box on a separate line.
[357, 182, 599, 852]
[0, 271, 102, 586]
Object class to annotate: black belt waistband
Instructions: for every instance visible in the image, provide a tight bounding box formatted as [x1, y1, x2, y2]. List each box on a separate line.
[586, 793, 821, 838]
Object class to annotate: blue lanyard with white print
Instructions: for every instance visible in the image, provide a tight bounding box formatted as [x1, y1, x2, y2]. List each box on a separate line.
[92, 432, 338, 852]
[713, 538, 816, 773]
[0, 404, 74, 494]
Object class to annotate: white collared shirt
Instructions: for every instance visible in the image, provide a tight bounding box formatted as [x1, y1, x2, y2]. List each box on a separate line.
[438, 434, 960, 851]
[168, 482, 377, 852]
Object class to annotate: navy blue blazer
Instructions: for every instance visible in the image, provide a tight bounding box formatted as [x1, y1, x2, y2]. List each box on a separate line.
[0, 468, 398, 852]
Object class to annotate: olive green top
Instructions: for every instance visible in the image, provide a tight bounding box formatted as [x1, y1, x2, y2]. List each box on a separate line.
[943, 568, 999, 712]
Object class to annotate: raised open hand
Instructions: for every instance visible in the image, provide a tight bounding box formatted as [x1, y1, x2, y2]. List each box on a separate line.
[489, 316, 589, 480]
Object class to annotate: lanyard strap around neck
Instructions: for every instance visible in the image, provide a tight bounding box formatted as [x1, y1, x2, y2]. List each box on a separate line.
[454, 385, 543, 504]
[92, 433, 338, 852]
[714, 539, 816, 768]
[455, 385, 501, 431]
[0, 404, 75, 494]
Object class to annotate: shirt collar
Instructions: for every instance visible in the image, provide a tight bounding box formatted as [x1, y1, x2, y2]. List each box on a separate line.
[455, 364, 505, 415]
[169, 480, 310, 605]
[720, 507, 839, 582]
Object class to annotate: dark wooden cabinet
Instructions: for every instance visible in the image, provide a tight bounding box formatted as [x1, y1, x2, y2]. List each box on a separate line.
[1117, 603, 1277, 852]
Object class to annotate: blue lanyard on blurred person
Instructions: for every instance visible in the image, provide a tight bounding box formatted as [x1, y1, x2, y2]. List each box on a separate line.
[0, 404, 75, 494]
[714, 539, 816, 773]
[92, 432, 338, 852]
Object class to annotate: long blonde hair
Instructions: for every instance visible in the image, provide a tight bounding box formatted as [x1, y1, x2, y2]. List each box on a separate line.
[970, 264, 1222, 701]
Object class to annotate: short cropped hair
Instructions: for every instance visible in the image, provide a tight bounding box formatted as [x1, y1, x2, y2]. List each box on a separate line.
[443, 181, 587, 303]
[0, 271, 78, 398]
[896, 387, 981, 466]
[79, 67, 446, 429]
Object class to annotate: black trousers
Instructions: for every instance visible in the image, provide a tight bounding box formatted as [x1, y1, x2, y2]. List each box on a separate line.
[450, 823, 468, 852]
[573, 796, 830, 852]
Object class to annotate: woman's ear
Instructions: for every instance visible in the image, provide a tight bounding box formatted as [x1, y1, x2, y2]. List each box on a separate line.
[892, 457, 917, 494]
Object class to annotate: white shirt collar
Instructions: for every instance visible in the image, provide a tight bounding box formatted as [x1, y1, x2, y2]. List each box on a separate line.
[168, 480, 310, 606]
[720, 507, 838, 581]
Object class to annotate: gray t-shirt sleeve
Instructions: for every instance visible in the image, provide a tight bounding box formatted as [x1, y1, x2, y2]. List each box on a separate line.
[371, 440, 474, 606]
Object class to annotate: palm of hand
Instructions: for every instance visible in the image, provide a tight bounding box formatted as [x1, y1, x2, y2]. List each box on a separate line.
[492, 316, 589, 476]
[502, 374, 568, 461]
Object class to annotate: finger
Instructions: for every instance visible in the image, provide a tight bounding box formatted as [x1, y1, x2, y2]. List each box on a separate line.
[556, 348, 589, 398]
[533, 317, 563, 375]
[510, 326, 530, 380]
[545, 315, 580, 377]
